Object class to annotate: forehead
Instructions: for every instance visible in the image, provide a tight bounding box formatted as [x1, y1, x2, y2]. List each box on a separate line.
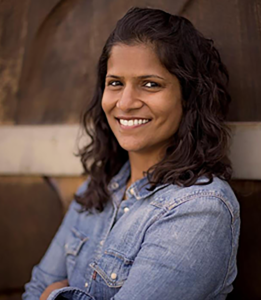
[107, 44, 170, 77]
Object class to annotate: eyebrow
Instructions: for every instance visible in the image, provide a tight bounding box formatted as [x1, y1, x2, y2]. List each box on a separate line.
[106, 74, 165, 80]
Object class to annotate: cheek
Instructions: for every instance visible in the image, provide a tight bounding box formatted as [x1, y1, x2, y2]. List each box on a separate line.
[101, 93, 115, 116]
[158, 102, 183, 132]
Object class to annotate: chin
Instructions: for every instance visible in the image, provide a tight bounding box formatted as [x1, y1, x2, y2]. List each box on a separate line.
[119, 146, 140, 152]
[118, 141, 144, 153]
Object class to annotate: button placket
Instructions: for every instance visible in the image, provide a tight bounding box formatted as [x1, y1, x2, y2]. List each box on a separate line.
[110, 182, 119, 190]
[129, 187, 135, 195]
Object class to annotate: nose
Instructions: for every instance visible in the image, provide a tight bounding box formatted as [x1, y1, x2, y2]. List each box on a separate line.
[116, 85, 143, 111]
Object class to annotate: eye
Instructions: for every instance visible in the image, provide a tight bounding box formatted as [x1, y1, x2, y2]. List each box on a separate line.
[107, 80, 122, 87]
[144, 81, 160, 88]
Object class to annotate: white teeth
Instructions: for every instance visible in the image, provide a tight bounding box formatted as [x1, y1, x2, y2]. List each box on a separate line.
[119, 119, 149, 126]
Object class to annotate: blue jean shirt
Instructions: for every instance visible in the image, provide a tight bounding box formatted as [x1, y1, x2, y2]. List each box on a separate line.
[23, 161, 240, 300]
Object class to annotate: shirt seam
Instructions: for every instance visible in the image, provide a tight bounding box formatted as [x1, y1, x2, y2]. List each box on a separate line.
[157, 194, 235, 299]
[163, 191, 236, 223]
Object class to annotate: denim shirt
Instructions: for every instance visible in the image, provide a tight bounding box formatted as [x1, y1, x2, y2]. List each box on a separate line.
[23, 161, 240, 300]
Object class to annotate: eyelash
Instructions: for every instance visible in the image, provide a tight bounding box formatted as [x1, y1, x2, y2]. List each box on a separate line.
[107, 81, 161, 88]
[107, 81, 122, 87]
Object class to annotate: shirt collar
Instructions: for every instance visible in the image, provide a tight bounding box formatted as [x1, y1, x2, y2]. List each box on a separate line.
[109, 160, 169, 200]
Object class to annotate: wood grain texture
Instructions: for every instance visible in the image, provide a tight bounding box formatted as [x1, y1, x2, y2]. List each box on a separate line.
[17, 0, 90, 124]
[0, 176, 63, 290]
[182, 0, 261, 121]
[228, 180, 261, 300]
[14, 0, 189, 124]
[0, 0, 30, 124]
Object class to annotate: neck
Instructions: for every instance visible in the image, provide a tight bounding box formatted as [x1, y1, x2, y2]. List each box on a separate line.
[126, 151, 163, 188]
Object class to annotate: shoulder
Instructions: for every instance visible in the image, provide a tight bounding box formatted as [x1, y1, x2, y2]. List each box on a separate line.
[151, 176, 240, 222]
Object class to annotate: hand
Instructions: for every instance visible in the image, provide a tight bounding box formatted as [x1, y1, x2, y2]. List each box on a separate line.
[40, 279, 69, 300]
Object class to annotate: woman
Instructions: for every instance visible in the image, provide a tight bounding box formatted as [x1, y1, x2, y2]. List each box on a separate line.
[23, 7, 240, 300]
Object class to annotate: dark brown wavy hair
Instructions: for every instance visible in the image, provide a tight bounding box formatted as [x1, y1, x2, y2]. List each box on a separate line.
[76, 7, 232, 212]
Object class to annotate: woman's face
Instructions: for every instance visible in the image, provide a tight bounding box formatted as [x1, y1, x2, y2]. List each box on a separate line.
[101, 43, 183, 157]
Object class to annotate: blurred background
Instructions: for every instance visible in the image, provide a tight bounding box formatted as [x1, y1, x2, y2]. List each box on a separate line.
[0, 0, 261, 299]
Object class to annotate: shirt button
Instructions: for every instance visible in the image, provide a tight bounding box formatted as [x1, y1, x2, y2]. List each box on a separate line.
[124, 207, 129, 213]
[85, 282, 88, 288]
[100, 240, 104, 246]
[111, 272, 117, 280]
[110, 182, 119, 190]
[64, 243, 68, 249]
[129, 187, 135, 195]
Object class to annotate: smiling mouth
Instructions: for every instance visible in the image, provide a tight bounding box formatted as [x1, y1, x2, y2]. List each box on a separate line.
[116, 118, 152, 128]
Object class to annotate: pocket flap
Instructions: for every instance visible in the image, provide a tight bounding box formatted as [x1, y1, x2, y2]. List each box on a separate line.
[90, 250, 133, 288]
[65, 227, 89, 256]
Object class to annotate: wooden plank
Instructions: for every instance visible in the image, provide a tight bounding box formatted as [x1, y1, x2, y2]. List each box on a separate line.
[0, 293, 22, 300]
[16, 0, 97, 124]
[15, 0, 191, 124]
[0, 123, 260, 179]
[0, 176, 63, 290]
[230, 122, 261, 179]
[182, 0, 261, 121]
[228, 180, 261, 299]
[0, 125, 86, 175]
[0, 0, 30, 124]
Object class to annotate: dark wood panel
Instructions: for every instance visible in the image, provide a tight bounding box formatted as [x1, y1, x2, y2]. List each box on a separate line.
[17, 0, 91, 124]
[0, 0, 30, 124]
[183, 0, 261, 121]
[0, 176, 63, 291]
[0, 293, 22, 300]
[228, 180, 261, 300]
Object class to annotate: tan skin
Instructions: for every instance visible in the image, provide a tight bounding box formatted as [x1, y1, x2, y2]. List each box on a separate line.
[40, 280, 68, 300]
[40, 43, 182, 298]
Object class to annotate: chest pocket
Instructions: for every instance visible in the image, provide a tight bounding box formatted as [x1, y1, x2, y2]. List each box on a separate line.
[90, 249, 133, 288]
[65, 227, 89, 276]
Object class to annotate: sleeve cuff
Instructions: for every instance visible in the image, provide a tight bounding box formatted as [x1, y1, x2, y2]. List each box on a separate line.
[47, 287, 96, 300]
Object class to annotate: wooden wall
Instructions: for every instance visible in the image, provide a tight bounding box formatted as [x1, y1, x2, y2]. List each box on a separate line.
[1, 0, 261, 125]
[0, 0, 261, 299]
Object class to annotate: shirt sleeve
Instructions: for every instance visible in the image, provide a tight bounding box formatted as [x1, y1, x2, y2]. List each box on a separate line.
[22, 181, 88, 300]
[47, 287, 96, 300]
[110, 195, 234, 300]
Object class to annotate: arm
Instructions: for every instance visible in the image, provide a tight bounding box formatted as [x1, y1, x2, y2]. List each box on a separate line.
[110, 195, 235, 300]
[22, 181, 87, 299]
